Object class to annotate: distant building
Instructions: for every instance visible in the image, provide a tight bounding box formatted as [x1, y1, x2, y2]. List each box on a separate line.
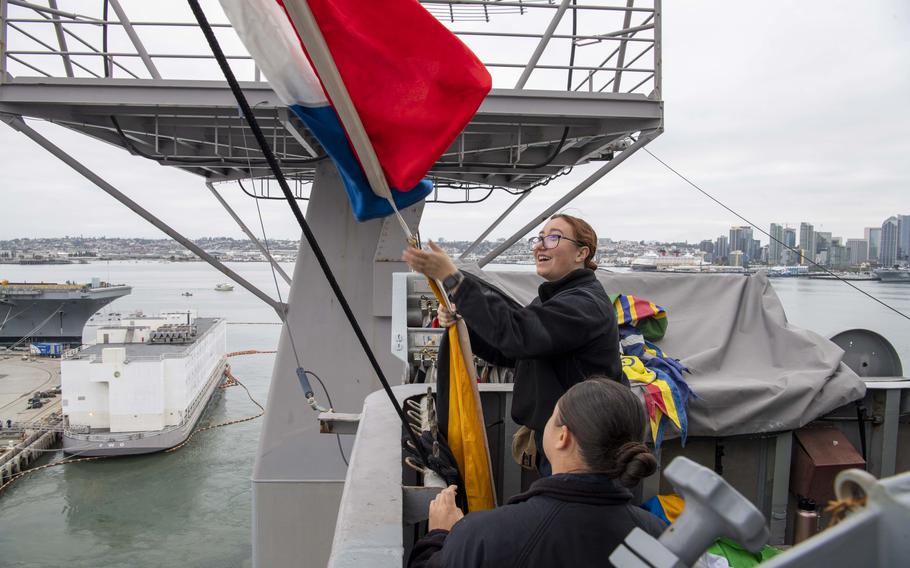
[881, 216, 900, 267]
[865, 227, 881, 263]
[899, 214, 910, 261]
[698, 240, 714, 263]
[715, 235, 729, 265]
[784, 228, 796, 249]
[815, 231, 832, 256]
[799, 222, 814, 249]
[799, 223, 816, 265]
[769, 223, 784, 265]
[846, 239, 868, 265]
[782, 228, 797, 265]
[729, 226, 753, 263]
[728, 250, 744, 267]
[829, 238, 848, 269]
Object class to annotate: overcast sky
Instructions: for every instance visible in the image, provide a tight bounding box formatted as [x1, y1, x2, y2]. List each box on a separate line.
[1, 1, 908, 245]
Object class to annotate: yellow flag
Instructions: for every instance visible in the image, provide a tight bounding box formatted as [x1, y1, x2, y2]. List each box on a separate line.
[428, 279, 496, 512]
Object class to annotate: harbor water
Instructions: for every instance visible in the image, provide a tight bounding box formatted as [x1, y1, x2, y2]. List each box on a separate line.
[0, 262, 907, 567]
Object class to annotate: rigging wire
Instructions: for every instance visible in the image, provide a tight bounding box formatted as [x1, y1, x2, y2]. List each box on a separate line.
[187, 0, 429, 466]
[426, 187, 496, 204]
[239, 110, 349, 466]
[421, 163, 575, 205]
[433, 126, 570, 170]
[644, 148, 910, 323]
[238, 178, 309, 201]
[305, 370, 349, 465]
[109, 116, 326, 167]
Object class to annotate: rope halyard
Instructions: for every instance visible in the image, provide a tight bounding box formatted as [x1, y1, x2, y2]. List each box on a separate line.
[824, 495, 868, 526]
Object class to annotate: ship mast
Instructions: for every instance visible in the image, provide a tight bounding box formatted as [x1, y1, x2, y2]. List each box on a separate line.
[0, 2, 663, 564]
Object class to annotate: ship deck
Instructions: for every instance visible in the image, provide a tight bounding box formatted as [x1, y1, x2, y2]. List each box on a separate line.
[76, 317, 220, 359]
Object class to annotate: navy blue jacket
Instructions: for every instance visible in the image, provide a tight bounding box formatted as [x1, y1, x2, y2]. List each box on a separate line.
[453, 268, 623, 432]
[408, 473, 666, 568]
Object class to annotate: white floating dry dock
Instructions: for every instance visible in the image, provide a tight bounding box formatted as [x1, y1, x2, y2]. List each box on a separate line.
[61, 313, 227, 456]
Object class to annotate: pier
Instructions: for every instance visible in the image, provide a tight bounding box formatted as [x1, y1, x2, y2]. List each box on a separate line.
[0, 355, 64, 486]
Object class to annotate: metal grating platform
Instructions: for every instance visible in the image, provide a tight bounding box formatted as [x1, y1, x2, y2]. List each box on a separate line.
[1, 5, 664, 565]
[0, 0, 662, 198]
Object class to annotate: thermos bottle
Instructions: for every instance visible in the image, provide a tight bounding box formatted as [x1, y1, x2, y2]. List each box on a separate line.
[793, 497, 820, 544]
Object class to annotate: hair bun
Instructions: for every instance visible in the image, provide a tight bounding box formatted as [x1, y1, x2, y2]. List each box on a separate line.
[611, 442, 658, 487]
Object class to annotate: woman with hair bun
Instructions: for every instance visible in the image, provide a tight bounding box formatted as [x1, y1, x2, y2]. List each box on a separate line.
[403, 214, 623, 475]
[409, 378, 665, 568]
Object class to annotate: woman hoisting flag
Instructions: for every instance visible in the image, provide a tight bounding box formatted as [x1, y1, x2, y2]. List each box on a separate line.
[219, 0, 497, 511]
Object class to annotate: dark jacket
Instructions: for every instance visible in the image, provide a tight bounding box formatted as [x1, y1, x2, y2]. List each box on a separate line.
[453, 268, 623, 432]
[408, 473, 666, 568]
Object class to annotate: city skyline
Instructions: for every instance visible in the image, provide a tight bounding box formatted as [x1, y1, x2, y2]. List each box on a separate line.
[0, 2, 908, 244]
[699, 212, 910, 269]
[2, 213, 906, 249]
[4, 211, 908, 271]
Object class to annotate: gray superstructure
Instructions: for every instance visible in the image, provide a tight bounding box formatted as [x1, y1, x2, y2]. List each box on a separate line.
[0, 281, 131, 346]
[0, 2, 663, 566]
[874, 268, 910, 283]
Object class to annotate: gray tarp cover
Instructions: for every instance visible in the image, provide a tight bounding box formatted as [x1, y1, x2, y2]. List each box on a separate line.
[464, 268, 866, 438]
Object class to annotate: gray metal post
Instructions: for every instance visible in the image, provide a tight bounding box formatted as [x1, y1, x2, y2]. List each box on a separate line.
[205, 181, 292, 285]
[107, 0, 161, 80]
[611, 0, 634, 93]
[478, 130, 660, 267]
[47, 0, 73, 78]
[653, 0, 662, 97]
[514, 0, 572, 89]
[870, 389, 901, 478]
[278, 109, 318, 157]
[252, 160, 417, 567]
[1, 113, 284, 315]
[769, 431, 792, 546]
[459, 191, 530, 260]
[0, 0, 8, 84]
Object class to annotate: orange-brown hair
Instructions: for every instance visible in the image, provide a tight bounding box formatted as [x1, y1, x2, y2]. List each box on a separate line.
[550, 213, 598, 270]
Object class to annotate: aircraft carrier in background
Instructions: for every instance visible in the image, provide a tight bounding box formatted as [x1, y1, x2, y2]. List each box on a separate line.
[875, 267, 910, 283]
[0, 280, 131, 347]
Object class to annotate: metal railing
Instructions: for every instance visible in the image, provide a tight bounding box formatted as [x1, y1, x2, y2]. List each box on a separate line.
[0, 0, 659, 96]
[64, 350, 191, 363]
[63, 319, 223, 362]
